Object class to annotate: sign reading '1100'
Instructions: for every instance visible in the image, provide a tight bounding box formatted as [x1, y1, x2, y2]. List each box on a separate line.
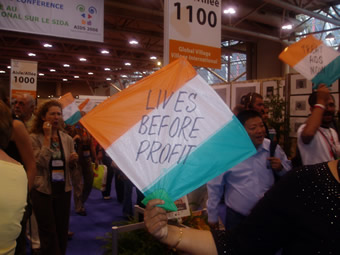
[164, 0, 221, 69]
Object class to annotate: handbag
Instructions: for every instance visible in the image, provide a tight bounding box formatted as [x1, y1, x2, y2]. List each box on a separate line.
[92, 163, 107, 191]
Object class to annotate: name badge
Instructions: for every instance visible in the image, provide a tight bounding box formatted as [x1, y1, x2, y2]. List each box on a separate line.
[52, 169, 65, 182]
[52, 159, 64, 167]
[83, 150, 90, 157]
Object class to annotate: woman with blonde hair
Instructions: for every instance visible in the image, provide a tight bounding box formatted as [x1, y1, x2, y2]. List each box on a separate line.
[30, 100, 78, 255]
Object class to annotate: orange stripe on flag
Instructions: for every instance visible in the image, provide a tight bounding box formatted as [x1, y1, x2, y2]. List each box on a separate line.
[79, 98, 89, 111]
[279, 35, 323, 67]
[80, 57, 196, 149]
[59, 92, 75, 108]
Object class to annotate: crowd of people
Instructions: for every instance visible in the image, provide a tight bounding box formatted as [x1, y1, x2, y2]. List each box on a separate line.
[0, 83, 339, 255]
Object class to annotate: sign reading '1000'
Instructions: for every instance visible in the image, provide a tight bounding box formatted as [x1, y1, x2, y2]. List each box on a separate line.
[174, 2, 218, 28]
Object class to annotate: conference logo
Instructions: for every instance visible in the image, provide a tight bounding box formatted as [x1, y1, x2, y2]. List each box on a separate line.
[73, 4, 98, 32]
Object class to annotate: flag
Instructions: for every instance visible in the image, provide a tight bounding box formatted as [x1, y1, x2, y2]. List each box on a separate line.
[78, 98, 95, 113]
[80, 57, 256, 211]
[59, 92, 81, 125]
[279, 35, 340, 89]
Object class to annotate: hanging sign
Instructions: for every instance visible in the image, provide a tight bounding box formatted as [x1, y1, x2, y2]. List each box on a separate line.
[0, 0, 104, 42]
[164, 0, 221, 68]
[10, 59, 37, 99]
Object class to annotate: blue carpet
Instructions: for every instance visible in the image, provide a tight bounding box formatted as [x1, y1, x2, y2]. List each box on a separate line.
[66, 179, 136, 255]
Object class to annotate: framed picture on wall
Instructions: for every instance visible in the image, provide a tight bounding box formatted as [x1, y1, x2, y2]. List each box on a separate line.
[290, 95, 310, 116]
[212, 84, 231, 107]
[262, 80, 277, 100]
[231, 82, 260, 110]
[278, 80, 286, 99]
[289, 117, 307, 137]
[290, 74, 313, 95]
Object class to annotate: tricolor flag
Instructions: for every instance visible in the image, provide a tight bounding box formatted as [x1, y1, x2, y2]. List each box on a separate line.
[59, 92, 82, 125]
[279, 35, 340, 89]
[81, 57, 256, 211]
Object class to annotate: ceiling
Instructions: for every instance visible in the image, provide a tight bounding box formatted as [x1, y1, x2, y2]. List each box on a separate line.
[0, 0, 339, 90]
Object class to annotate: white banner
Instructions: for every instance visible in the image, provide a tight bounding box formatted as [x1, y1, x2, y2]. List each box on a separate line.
[10, 59, 37, 99]
[0, 0, 104, 42]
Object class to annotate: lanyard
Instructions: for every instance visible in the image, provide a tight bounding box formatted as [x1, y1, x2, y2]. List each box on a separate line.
[318, 128, 336, 159]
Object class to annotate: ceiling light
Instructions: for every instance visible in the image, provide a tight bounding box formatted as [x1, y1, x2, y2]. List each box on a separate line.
[43, 43, 53, 48]
[79, 58, 87, 62]
[150, 56, 157, 60]
[0, 70, 6, 74]
[129, 40, 138, 45]
[101, 50, 109, 54]
[121, 75, 127, 78]
[88, 72, 94, 75]
[7, 66, 11, 69]
[125, 62, 131, 66]
[63, 78, 68, 81]
[28, 53, 36, 57]
[104, 67, 111, 71]
[157, 61, 161, 66]
[223, 7, 236, 14]
[282, 24, 293, 30]
[106, 78, 112, 81]
[37, 95, 40, 98]
[74, 75, 79, 78]
[38, 73, 44, 76]
[50, 69, 56, 72]
[325, 33, 335, 41]
[63, 64, 70, 67]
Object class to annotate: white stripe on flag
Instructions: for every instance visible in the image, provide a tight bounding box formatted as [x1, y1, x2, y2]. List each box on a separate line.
[63, 101, 80, 120]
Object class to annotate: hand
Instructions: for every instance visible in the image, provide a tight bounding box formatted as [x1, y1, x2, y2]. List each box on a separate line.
[69, 152, 78, 163]
[43, 121, 52, 137]
[316, 84, 330, 105]
[208, 222, 219, 230]
[268, 157, 282, 172]
[144, 199, 168, 241]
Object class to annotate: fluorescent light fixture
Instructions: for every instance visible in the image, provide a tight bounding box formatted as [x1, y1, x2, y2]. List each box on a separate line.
[104, 67, 111, 71]
[38, 73, 44, 76]
[43, 43, 53, 48]
[62, 78, 68, 81]
[79, 58, 87, 62]
[63, 64, 70, 67]
[28, 53, 36, 57]
[74, 75, 79, 78]
[223, 7, 236, 14]
[125, 62, 131, 66]
[88, 72, 94, 75]
[0, 70, 6, 74]
[50, 69, 56, 72]
[150, 56, 157, 60]
[129, 40, 138, 45]
[121, 75, 127, 78]
[101, 50, 109, 54]
[282, 24, 293, 30]
[106, 77, 112, 81]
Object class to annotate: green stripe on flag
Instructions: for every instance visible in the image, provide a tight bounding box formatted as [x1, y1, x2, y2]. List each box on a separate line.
[312, 55, 340, 88]
[64, 111, 82, 125]
[143, 116, 256, 202]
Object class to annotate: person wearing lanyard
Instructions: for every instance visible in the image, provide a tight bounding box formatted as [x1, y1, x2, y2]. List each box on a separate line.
[297, 84, 340, 165]
[30, 100, 78, 255]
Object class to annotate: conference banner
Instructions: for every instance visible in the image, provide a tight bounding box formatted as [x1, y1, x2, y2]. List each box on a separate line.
[0, 0, 104, 42]
[164, 0, 221, 68]
[81, 57, 255, 211]
[10, 59, 37, 99]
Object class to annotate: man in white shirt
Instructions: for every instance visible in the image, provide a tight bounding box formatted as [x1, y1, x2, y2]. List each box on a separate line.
[297, 84, 340, 165]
